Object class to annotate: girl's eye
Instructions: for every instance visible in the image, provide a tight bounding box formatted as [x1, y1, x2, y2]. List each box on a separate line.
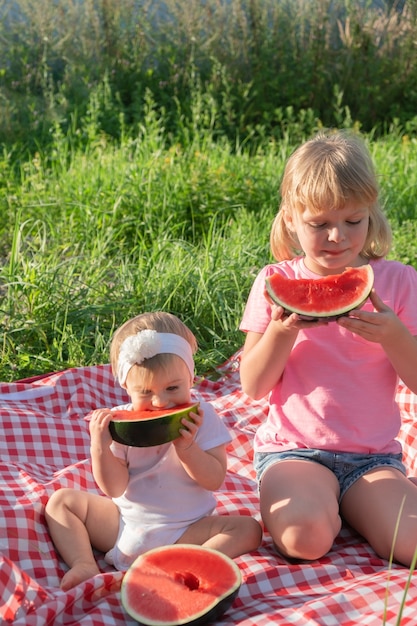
[167, 385, 179, 392]
[308, 219, 362, 229]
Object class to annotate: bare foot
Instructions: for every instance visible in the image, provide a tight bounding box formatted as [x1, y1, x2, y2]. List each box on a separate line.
[60, 562, 101, 590]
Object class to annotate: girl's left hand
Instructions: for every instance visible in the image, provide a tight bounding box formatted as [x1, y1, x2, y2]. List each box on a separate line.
[173, 407, 203, 451]
[337, 289, 401, 344]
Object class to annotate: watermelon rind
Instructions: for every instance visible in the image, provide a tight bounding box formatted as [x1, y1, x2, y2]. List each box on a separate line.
[120, 544, 242, 626]
[265, 265, 374, 321]
[109, 402, 199, 447]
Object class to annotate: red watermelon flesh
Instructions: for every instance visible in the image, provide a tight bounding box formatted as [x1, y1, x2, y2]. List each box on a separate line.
[121, 544, 242, 626]
[265, 265, 374, 320]
[111, 403, 198, 422]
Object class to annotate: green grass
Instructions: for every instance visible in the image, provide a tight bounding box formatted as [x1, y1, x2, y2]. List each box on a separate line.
[0, 112, 271, 379]
[1, 104, 417, 382]
[2, 0, 417, 150]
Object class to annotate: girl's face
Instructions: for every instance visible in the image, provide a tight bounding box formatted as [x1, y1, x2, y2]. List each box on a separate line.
[125, 356, 192, 411]
[284, 202, 370, 275]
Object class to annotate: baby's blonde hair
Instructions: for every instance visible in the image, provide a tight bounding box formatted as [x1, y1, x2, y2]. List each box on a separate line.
[110, 311, 197, 380]
[270, 130, 392, 261]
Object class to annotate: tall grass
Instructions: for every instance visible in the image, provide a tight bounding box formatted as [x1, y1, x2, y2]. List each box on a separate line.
[1, 84, 417, 381]
[0, 92, 270, 380]
[2, 0, 417, 152]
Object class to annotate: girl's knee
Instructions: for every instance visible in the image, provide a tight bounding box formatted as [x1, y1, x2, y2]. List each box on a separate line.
[286, 520, 337, 560]
[369, 531, 417, 568]
[268, 508, 341, 561]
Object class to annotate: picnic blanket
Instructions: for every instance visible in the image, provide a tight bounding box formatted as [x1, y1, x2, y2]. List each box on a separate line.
[1, 349, 417, 625]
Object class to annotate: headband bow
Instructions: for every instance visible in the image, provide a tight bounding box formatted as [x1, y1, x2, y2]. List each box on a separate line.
[117, 329, 194, 385]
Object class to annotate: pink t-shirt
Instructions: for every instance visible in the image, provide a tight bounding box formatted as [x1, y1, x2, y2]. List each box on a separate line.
[240, 257, 417, 455]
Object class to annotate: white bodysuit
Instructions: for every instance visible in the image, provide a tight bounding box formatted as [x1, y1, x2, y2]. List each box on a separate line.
[105, 399, 231, 570]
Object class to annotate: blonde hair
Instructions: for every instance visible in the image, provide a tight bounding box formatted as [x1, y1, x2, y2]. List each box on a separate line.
[270, 130, 392, 261]
[110, 311, 198, 380]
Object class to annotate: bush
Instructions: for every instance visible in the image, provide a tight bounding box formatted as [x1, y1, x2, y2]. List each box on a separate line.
[1, 0, 417, 152]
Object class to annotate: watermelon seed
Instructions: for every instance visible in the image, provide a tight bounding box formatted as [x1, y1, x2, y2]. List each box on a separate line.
[174, 571, 200, 590]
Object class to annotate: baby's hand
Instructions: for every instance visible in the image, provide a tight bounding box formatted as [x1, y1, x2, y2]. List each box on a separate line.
[89, 408, 114, 448]
[174, 407, 202, 452]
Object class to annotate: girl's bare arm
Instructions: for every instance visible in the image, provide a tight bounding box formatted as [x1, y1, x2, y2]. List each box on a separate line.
[338, 290, 417, 393]
[239, 299, 309, 400]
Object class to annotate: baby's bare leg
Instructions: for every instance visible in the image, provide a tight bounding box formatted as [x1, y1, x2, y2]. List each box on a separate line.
[45, 488, 119, 590]
[177, 514, 262, 558]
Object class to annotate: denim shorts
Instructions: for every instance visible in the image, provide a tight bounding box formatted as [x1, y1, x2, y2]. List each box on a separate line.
[254, 449, 406, 502]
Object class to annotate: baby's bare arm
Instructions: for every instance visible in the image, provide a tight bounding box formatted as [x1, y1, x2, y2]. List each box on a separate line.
[89, 409, 129, 497]
[174, 407, 227, 490]
[177, 442, 227, 490]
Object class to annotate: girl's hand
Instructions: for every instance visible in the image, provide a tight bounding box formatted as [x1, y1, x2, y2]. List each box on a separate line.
[89, 408, 114, 449]
[337, 289, 401, 343]
[173, 407, 203, 452]
[271, 302, 329, 331]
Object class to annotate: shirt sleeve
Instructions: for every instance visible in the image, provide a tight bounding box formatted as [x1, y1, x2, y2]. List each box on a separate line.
[394, 263, 417, 335]
[239, 265, 276, 334]
[194, 400, 232, 450]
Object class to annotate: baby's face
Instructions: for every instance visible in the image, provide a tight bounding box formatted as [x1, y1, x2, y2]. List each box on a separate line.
[125, 356, 191, 411]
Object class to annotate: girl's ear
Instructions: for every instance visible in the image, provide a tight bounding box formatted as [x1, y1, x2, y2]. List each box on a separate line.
[283, 208, 296, 232]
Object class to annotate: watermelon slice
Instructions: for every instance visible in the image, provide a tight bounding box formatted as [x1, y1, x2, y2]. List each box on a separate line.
[265, 265, 374, 321]
[109, 402, 199, 447]
[121, 544, 242, 626]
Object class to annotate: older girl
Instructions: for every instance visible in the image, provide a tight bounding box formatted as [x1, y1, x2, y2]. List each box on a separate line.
[240, 130, 417, 567]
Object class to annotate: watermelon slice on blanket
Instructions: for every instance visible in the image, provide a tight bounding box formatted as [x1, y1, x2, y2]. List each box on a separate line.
[121, 544, 242, 625]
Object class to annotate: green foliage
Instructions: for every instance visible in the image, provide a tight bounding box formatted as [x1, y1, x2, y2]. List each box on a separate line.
[2, 0, 417, 152]
[0, 100, 416, 382]
[0, 104, 276, 380]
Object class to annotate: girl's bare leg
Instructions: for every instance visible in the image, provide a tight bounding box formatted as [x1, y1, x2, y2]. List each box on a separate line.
[341, 467, 417, 567]
[259, 460, 341, 560]
[177, 514, 262, 558]
[45, 488, 120, 590]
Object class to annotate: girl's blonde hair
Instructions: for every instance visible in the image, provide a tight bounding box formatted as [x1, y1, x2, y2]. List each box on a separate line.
[270, 130, 392, 261]
[110, 311, 197, 380]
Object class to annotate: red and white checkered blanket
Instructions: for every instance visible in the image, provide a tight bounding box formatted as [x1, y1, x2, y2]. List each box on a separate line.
[2, 350, 417, 625]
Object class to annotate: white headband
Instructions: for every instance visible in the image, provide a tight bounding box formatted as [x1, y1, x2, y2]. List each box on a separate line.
[117, 329, 195, 385]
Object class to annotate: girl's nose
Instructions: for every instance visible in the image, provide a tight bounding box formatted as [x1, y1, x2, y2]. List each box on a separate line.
[328, 226, 346, 242]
